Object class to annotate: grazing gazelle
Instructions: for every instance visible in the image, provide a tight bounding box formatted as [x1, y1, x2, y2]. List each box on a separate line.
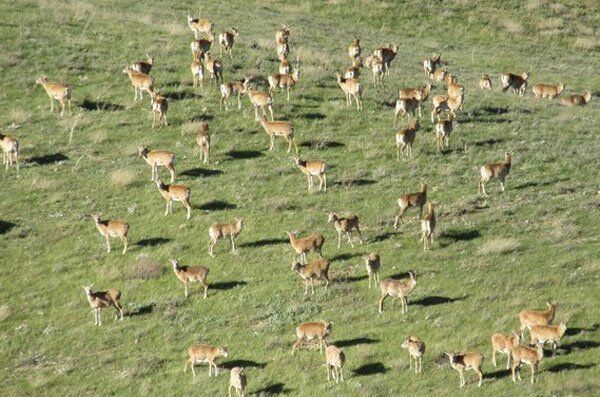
[82, 284, 124, 326]
[247, 90, 274, 121]
[292, 320, 332, 354]
[268, 70, 300, 101]
[479, 74, 492, 90]
[478, 152, 513, 196]
[122, 67, 154, 101]
[511, 344, 543, 384]
[131, 53, 154, 75]
[154, 179, 192, 220]
[327, 212, 363, 248]
[171, 259, 209, 299]
[187, 15, 214, 38]
[378, 271, 417, 314]
[260, 115, 298, 153]
[395, 119, 420, 159]
[149, 90, 168, 128]
[228, 367, 247, 397]
[402, 336, 425, 373]
[420, 202, 436, 251]
[218, 28, 239, 59]
[292, 258, 330, 295]
[335, 73, 363, 110]
[491, 332, 520, 369]
[518, 302, 557, 340]
[138, 145, 175, 183]
[363, 253, 381, 289]
[287, 231, 325, 264]
[446, 351, 484, 388]
[36, 76, 72, 116]
[208, 218, 244, 256]
[220, 76, 251, 110]
[501, 71, 528, 96]
[561, 91, 592, 106]
[293, 157, 328, 192]
[393, 181, 427, 229]
[0, 133, 19, 170]
[185, 344, 228, 378]
[325, 345, 345, 382]
[91, 213, 129, 254]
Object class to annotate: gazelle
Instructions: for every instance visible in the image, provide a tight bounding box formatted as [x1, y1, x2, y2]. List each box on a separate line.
[292, 258, 330, 295]
[279, 54, 293, 75]
[429, 68, 447, 82]
[445, 74, 464, 98]
[276, 36, 290, 59]
[268, 70, 300, 101]
[393, 181, 427, 229]
[511, 345, 543, 384]
[203, 52, 223, 85]
[154, 179, 192, 220]
[326, 345, 345, 382]
[131, 54, 154, 75]
[220, 76, 251, 110]
[293, 157, 328, 192]
[122, 67, 154, 101]
[208, 218, 244, 256]
[434, 113, 453, 151]
[561, 91, 592, 106]
[36, 76, 72, 116]
[91, 213, 129, 254]
[395, 119, 420, 159]
[191, 36, 213, 58]
[423, 54, 444, 78]
[373, 44, 398, 75]
[196, 122, 210, 164]
[335, 73, 363, 110]
[218, 28, 239, 59]
[0, 134, 19, 170]
[430, 93, 463, 123]
[327, 212, 363, 248]
[228, 367, 247, 397]
[82, 284, 124, 326]
[479, 74, 492, 90]
[402, 336, 425, 373]
[378, 271, 417, 314]
[478, 152, 513, 196]
[394, 97, 422, 125]
[185, 344, 228, 377]
[287, 231, 325, 264]
[399, 82, 431, 102]
[501, 71, 528, 96]
[260, 115, 298, 153]
[533, 83, 565, 99]
[344, 57, 363, 79]
[187, 15, 214, 38]
[247, 90, 274, 121]
[348, 37, 361, 59]
[363, 253, 381, 289]
[365, 55, 385, 86]
[446, 352, 484, 388]
[191, 54, 205, 90]
[292, 320, 332, 354]
[491, 332, 520, 369]
[275, 25, 291, 42]
[530, 322, 567, 354]
[150, 90, 168, 128]
[171, 259, 209, 298]
[420, 202, 436, 251]
[138, 145, 175, 182]
[518, 302, 557, 340]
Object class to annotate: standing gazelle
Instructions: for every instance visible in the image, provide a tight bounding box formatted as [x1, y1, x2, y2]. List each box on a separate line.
[478, 152, 513, 196]
[218, 28, 239, 59]
[138, 145, 175, 183]
[82, 285, 124, 326]
[378, 271, 417, 314]
[293, 157, 328, 192]
[434, 113, 453, 152]
[363, 253, 381, 289]
[154, 179, 192, 220]
[150, 90, 168, 128]
[402, 336, 425, 373]
[247, 90, 274, 121]
[196, 122, 210, 164]
[395, 119, 420, 159]
[268, 70, 300, 101]
[491, 332, 520, 369]
[348, 37, 361, 60]
[260, 115, 298, 153]
[325, 345, 345, 383]
[446, 352, 484, 388]
[327, 212, 363, 248]
[420, 202, 436, 251]
[501, 71, 528, 96]
[0, 134, 19, 170]
[187, 15, 214, 38]
[479, 74, 492, 90]
[36, 76, 72, 116]
[171, 259, 209, 299]
[393, 181, 427, 229]
[511, 345, 543, 384]
[228, 367, 247, 397]
[122, 67, 154, 101]
[91, 213, 129, 254]
[335, 73, 363, 110]
[220, 76, 251, 111]
[208, 218, 244, 256]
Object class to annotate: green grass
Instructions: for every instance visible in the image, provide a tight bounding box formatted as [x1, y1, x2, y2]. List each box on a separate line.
[1, 1, 599, 396]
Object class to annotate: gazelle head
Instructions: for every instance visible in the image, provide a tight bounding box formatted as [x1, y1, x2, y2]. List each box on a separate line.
[138, 145, 148, 157]
[326, 212, 337, 223]
[558, 322, 567, 335]
[187, 15, 194, 23]
[391, 44, 399, 53]
[122, 66, 132, 74]
[35, 76, 48, 85]
[408, 119, 419, 130]
[231, 27, 239, 36]
[511, 332, 521, 346]
[323, 321, 333, 336]
[419, 181, 427, 192]
[219, 346, 229, 357]
[82, 284, 94, 296]
[583, 91, 592, 103]
[146, 53, 154, 64]
[557, 83, 565, 95]
[170, 259, 180, 270]
[91, 213, 102, 222]
[235, 217, 244, 228]
[408, 271, 417, 284]
[505, 151, 514, 162]
[521, 71, 529, 80]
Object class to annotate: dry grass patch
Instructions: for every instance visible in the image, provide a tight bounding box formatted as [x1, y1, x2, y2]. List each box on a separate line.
[573, 37, 600, 50]
[537, 17, 563, 31]
[110, 169, 136, 188]
[10, 109, 31, 124]
[501, 19, 524, 34]
[0, 305, 10, 322]
[126, 256, 163, 280]
[478, 238, 520, 255]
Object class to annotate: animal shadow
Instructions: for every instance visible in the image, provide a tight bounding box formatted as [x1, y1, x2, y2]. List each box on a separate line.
[330, 252, 363, 262]
[484, 368, 510, 380]
[226, 150, 264, 160]
[136, 237, 172, 247]
[559, 340, 600, 354]
[211, 281, 247, 290]
[352, 362, 387, 376]
[79, 99, 125, 111]
[29, 153, 69, 165]
[299, 140, 345, 149]
[565, 324, 600, 336]
[547, 363, 596, 373]
[299, 112, 327, 120]
[238, 238, 288, 248]
[197, 200, 236, 211]
[0, 220, 17, 235]
[163, 91, 201, 101]
[221, 359, 267, 369]
[334, 337, 379, 348]
[439, 229, 481, 242]
[180, 168, 223, 178]
[128, 303, 155, 317]
[253, 383, 293, 395]
[412, 295, 468, 307]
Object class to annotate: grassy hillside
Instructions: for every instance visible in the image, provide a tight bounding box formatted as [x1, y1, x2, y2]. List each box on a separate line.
[1, 1, 599, 396]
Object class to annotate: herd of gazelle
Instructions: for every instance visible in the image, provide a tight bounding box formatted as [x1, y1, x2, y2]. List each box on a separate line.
[24, 14, 581, 392]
